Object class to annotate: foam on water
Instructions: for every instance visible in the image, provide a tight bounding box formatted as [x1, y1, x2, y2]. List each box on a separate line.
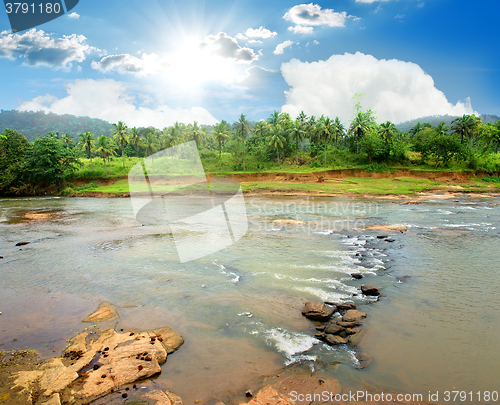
[265, 327, 320, 364]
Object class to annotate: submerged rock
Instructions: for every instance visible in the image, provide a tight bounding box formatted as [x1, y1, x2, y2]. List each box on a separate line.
[366, 224, 408, 232]
[361, 285, 380, 296]
[355, 352, 373, 369]
[384, 238, 395, 242]
[351, 273, 363, 280]
[82, 303, 119, 323]
[324, 334, 347, 345]
[15, 241, 30, 247]
[301, 302, 335, 321]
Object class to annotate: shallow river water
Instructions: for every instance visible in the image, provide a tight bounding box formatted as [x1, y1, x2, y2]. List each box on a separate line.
[0, 195, 499, 404]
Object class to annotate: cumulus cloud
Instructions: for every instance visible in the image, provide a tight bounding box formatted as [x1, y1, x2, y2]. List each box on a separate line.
[0, 29, 95, 69]
[288, 25, 314, 34]
[274, 40, 296, 55]
[245, 26, 277, 39]
[199, 32, 258, 63]
[91, 53, 168, 76]
[283, 4, 348, 27]
[67, 12, 80, 18]
[17, 79, 218, 127]
[281, 52, 476, 124]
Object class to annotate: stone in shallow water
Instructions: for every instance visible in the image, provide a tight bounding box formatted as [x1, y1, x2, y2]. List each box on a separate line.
[361, 285, 380, 296]
[342, 309, 367, 323]
[82, 303, 118, 323]
[301, 302, 335, 321]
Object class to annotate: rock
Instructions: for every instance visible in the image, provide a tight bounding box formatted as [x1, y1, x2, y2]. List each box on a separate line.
[15, 241, 30, 246]
[301, 302, 335, 321]
[315, 325, 326, 331]
[12, 327, 183, 404]
[336, 302, 356, 312]
[396, 275, 413, 283]
[152, 327, 184, 354]
[324, 334, 347, 345]
[361, 285, 380, 296]
[245, 390, 253, 397]
[82, 303, 118, 323]
[324, 324, 344, 335]
[273, 219, 305, 226]
[342, 310, 367, 323]
[355, 353, 372, 369]
[336, 321, 361, 328]
[376, 235, 388, 239]
[348, 329, 369, 348]
[0, 256, 3, 259]
[314, 332, 326, 339]
[351, 273, 363, 280]
[384, 238, 395, 242]
[366, 224, 407, 232]
[39, 393, 62, 405]
[240, 373, 341, 405]
[124, 390, 180, 405]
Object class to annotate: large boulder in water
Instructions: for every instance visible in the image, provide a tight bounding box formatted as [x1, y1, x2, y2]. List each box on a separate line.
[361, 285, 380, 296]
[301, 302, 335, 321]
[342, 309, 367, 323]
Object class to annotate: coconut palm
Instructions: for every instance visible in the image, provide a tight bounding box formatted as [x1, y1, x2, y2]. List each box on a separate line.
[234, 114, 252, 170]
[253, 120, 269, 138]
[78, 131, 95, 170]
[111, 121, 129, 168]
[95, 135, 116, 176]
[409, 122, 422, 137]
[213, 122, 230, 160]
[288, 119, 306, 164]
[190, 120, 206, 149]
[62, 133, 72, 148]
[331, 117, 346, 148]
[451, 114, 480, 146]
[267, 125, 286, 165]
[129, 127, 143, 157]
[349, 111, 375, 156]
[378, 121, 398, 143]
[268, 111, 280, 127]
[316, 115, 335, 167]
[433, 122, 450, 137]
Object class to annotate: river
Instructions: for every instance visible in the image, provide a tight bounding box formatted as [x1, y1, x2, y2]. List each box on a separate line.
[0, 195, 499, 404]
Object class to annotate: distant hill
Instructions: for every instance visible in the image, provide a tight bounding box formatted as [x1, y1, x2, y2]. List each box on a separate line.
[396, 114, 500, 133]
[0, 110, 113, 142]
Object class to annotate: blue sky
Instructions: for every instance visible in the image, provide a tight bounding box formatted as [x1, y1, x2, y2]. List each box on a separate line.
[0, 0, 499, 127]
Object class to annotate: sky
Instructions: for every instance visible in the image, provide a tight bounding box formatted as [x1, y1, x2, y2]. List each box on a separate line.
[0, 0, 499, 128]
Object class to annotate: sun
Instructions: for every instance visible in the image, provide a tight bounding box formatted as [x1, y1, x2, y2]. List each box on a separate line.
[164, 36, 241, 90]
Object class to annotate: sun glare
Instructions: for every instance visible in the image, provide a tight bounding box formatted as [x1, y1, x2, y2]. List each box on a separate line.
[164, 36, 240, 90]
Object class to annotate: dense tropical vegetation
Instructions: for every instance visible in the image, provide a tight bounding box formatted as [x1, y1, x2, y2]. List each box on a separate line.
[1, 105, 500, 195]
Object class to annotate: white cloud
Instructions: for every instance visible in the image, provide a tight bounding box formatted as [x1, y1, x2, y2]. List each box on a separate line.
[0, 29, 95, 69]
[244, 26, 277, 39]
[248, 39, 263, 44]
[374, 5, 382, 13]
[283, 4, 348, 27]
[199, 32, 258, 63]
[235, 33, 247, 40]
[274, 40, 296, 55]
[288, 25, 314, 34]
[417, 2, 425, 7]
[67, 12, 80, 18]
[395, 14, 406, 19]
[313, 40, 320, 45]
[17, 79, 218, 127]
[281, 52, 477, 124]
[91, 53, 168, 76]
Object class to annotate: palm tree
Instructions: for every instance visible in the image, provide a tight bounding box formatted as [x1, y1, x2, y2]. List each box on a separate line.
[297, 111, 307, 124]
[253, 120, 269, 138]
[331, 117, 346, 149]
[191, 121, 206, 149]
[62, 133, 72, 148]
[129, 127, 142, 157]
[234, 113, 252, 170]
[451, 114, 480, 146]
[268, 111, 280, 127]
[213, 122, 230, 160]
[95, 135, 116, 176]
[111, 121, 129, 168]
[78, 131, 95, 170]
[409, 122, 422, 137]
[288, 119, 306, 164]
[316, 115, 335, 167]
[349, 111, 375, 156]
[143, 132, 158, 170]
[378, 121, 398, 143]
[433, 122, 449, 137]
[267, 125, 286, 165]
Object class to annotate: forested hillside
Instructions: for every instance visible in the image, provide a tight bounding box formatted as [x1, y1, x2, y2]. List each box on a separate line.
[397, 114, 500, 133]
[0, 110, 113, 142]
